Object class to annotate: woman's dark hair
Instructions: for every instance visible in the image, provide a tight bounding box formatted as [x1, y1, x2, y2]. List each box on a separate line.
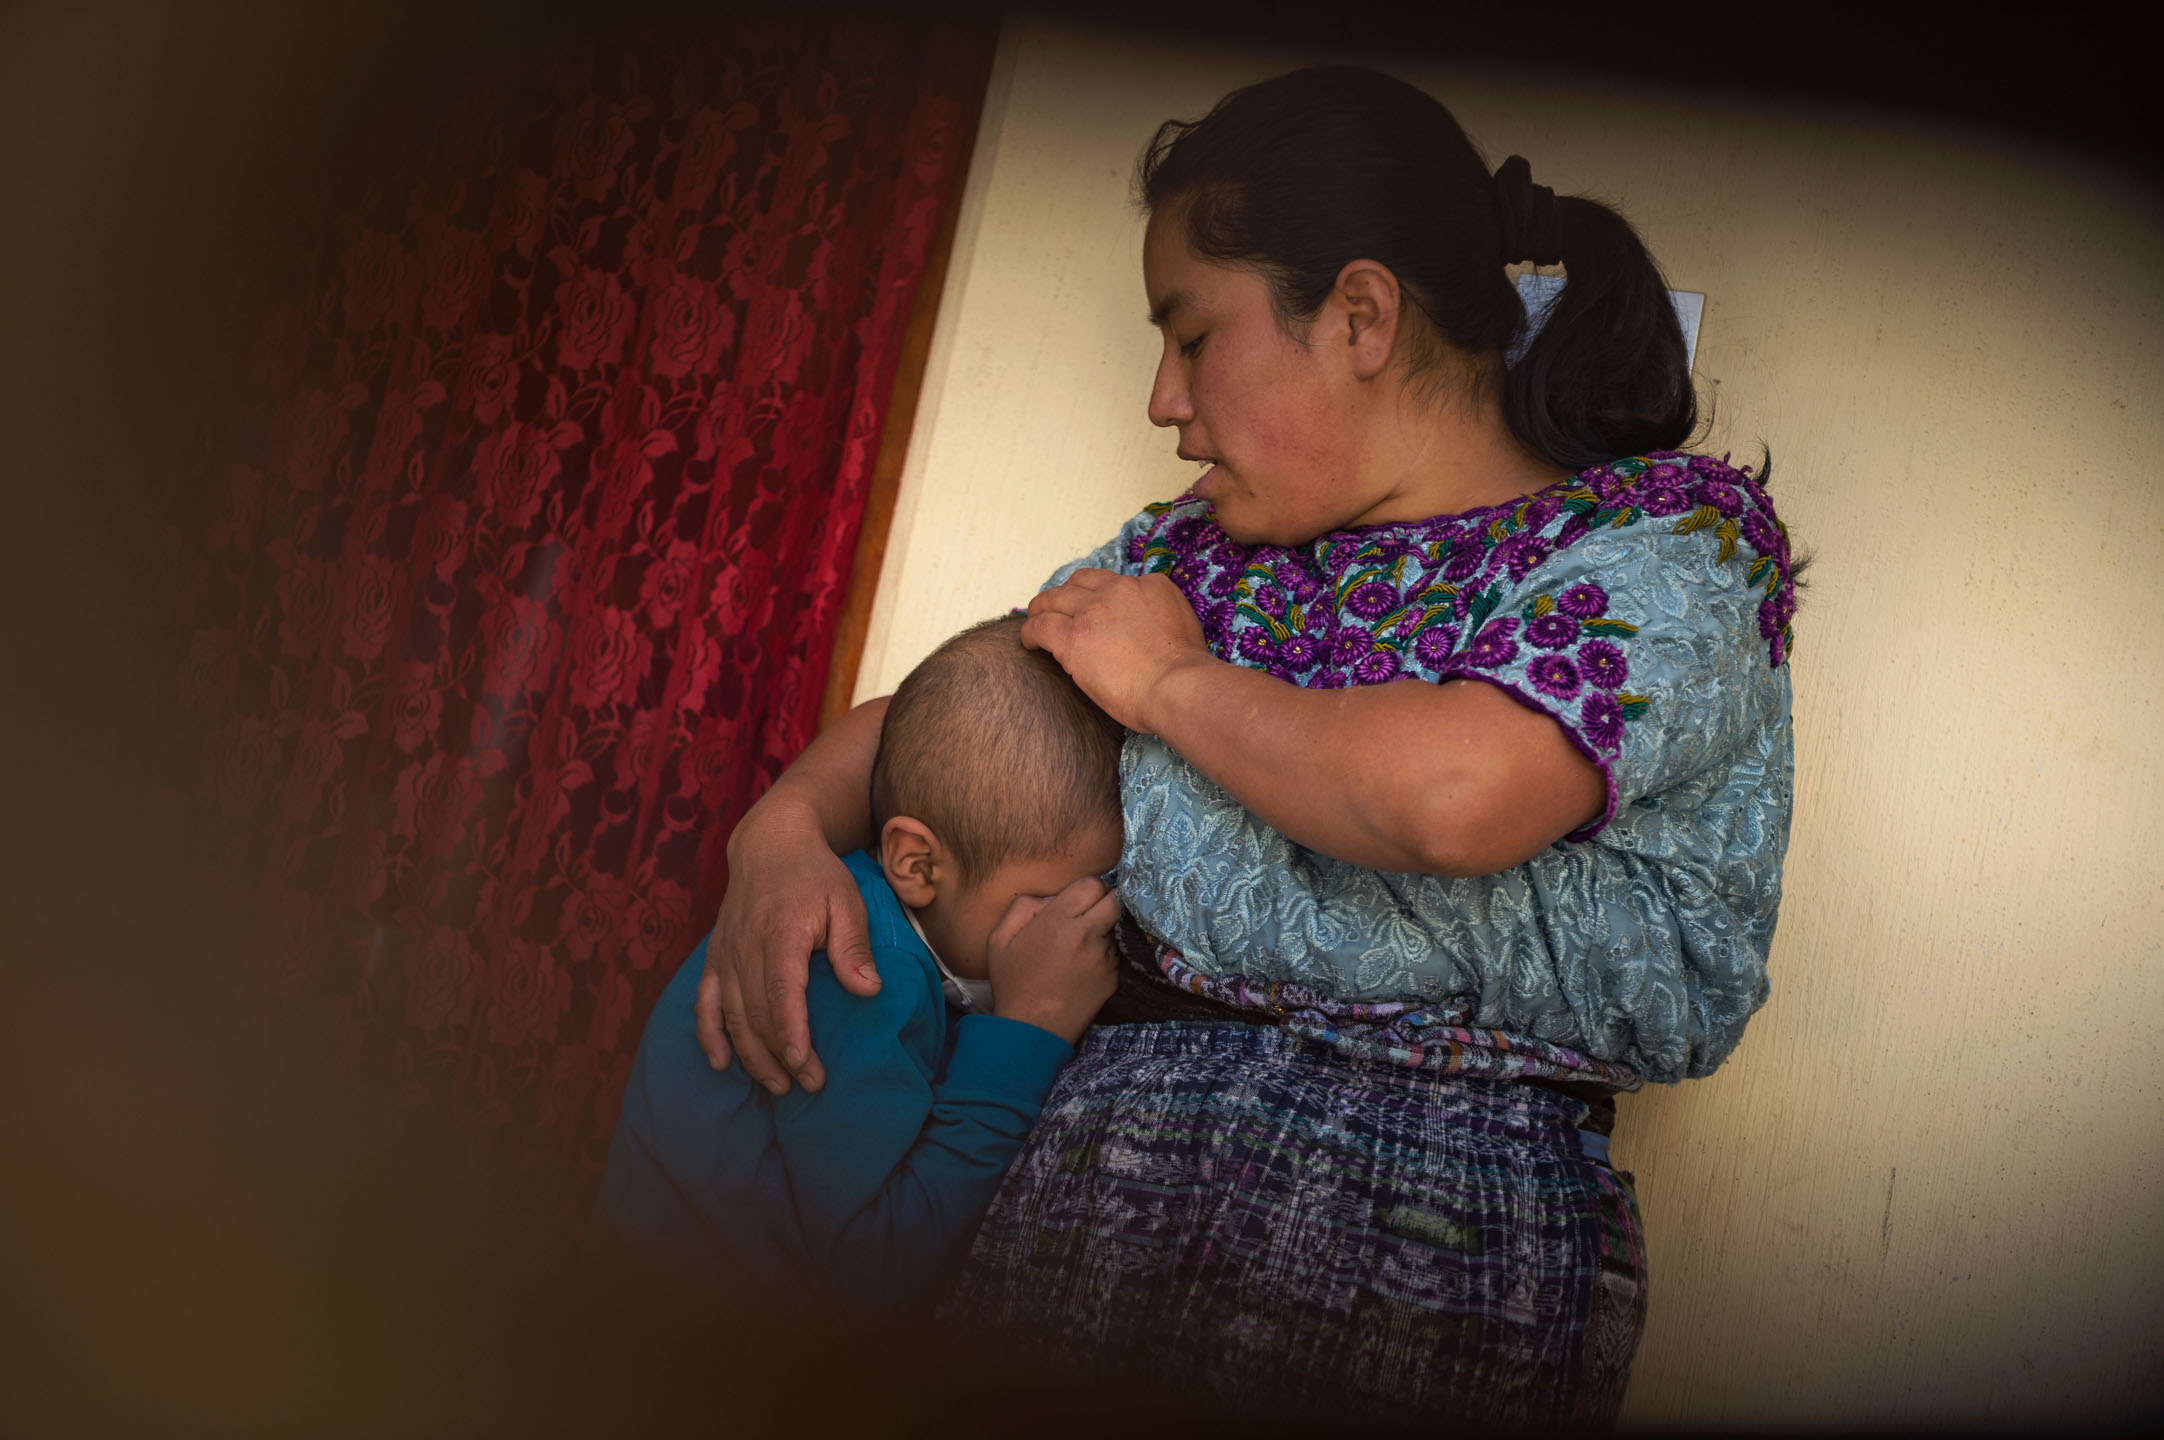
[1138, 66, 1697, 474]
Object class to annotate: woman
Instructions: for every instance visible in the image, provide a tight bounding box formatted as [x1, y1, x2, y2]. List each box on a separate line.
[696, 66, 1795, 1426]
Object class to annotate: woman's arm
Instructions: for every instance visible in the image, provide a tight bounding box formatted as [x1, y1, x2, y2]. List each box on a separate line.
[1024, 571, 1603, 875]
[695, 695, 889, 1094]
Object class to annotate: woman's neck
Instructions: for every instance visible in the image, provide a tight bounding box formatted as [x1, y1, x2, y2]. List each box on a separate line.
[1353, 373, 1571, 525]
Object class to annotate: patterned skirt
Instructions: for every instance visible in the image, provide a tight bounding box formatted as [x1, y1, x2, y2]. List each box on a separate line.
[941, 1021, 1646, 1429]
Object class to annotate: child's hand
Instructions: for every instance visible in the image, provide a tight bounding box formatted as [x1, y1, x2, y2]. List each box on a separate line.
[984, 876, 1120, 1045]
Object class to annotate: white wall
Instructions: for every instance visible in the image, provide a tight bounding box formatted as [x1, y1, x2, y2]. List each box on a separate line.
[853, 16, 2164, 1429]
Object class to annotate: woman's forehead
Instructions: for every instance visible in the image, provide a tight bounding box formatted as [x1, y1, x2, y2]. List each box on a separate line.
[1142, 216, 1259, 326]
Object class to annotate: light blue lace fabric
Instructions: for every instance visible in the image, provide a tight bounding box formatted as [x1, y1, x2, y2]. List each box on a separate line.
[1043, 453, 1796, 1082]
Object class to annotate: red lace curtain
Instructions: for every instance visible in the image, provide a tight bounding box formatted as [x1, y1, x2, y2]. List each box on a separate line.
[172, 16, 986, 1206]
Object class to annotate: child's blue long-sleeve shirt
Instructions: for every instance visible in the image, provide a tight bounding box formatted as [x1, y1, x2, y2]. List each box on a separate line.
[592, 850, 1073, 1313]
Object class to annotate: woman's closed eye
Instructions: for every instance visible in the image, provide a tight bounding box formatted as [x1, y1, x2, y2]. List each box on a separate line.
[1178, 334, 1205, 358]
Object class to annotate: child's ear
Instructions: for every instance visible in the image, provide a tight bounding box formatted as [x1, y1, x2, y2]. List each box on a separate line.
[879, 817, 944, 907]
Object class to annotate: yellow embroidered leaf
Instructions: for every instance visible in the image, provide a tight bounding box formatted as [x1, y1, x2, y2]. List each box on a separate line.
[1529, 593, 1555, 618]
[1715, 519, 1739, 564]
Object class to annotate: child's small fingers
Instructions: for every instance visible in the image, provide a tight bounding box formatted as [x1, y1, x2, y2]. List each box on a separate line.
[1079, 883, 1123, 929]
[1050, 872, 1118, 918]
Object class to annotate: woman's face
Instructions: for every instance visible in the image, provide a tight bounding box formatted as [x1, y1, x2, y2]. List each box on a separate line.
[1143, 210, 1375, 547]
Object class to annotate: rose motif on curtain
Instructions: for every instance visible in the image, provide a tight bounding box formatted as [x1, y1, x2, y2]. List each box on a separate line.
[169, 16, 987, 1211]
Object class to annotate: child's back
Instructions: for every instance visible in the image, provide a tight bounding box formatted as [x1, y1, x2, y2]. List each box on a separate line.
[592, 618, 1123, 1314]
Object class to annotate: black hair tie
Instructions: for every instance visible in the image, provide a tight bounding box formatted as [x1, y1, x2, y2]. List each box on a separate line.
[1492, 155, 1564, 266]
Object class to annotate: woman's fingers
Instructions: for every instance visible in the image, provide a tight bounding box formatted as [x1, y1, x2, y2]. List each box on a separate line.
[695, 965, 734, 1070]
[722, 965, 792, 1095]
[826, 887, 881, 996]
[763, 961, 822, 1094]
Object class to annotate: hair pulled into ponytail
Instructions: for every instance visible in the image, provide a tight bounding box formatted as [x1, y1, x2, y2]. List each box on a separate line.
[1139, 66, 1698, 474]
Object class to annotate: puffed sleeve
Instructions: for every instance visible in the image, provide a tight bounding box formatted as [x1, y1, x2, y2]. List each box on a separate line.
[1433, 463, 1795, 836]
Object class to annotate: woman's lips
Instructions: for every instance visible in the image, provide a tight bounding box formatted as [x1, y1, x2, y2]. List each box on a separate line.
[1191, 464, 1221, 498]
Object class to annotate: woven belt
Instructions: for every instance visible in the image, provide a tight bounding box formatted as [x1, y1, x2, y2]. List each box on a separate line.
[1088, 913, 1617, 1136]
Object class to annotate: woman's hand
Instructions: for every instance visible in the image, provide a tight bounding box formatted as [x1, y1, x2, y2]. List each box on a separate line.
[693, 697, 889, 1095]
[985, 876, 1121, 1045]
[1021, 568, 1212, 732]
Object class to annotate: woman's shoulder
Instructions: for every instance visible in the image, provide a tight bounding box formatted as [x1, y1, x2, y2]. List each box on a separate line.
[1514, 451, 1798, 670]
[1043, 494, 1217, 590]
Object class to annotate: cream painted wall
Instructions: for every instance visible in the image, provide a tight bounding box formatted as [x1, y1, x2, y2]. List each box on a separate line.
[853, 17, 2164, 1428]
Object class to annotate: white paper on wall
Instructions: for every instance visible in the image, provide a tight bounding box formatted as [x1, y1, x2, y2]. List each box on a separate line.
[1513, 271, 1703, 372]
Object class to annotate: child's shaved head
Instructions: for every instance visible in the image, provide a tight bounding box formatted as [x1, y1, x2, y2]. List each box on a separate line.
[871, 617, 1124, 884]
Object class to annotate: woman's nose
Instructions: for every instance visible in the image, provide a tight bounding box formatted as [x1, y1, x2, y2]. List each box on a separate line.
[1148, 351, 1192, 428]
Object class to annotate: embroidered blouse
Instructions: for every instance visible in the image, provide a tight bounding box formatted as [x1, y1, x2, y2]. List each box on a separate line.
[1045, 452, 1797, 1084]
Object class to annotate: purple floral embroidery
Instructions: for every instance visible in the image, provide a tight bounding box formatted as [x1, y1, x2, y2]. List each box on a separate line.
[1131, 447, 1789, 709]
[1528, 653, 1581, 700]
[1640, 484, 1692, 517]
[1411, 625, 1458, 669]
[1525, 613, 1580, 650]
[1441, 543, 1485, 582]
[1557, 583, 1608, 619]
[1758, 585, 1796, 640]
[1463, 618, 1520, 669]
[1581, 691, 1625, 752]
[1498, 534, 1549, 582]
[1740, 510, 1783, 558]
[1694, 481, 1742, 517]
[1353, 648, 1401, 686]
[1345, 579, 1400, 620]
[1576, 639, 1627, 690]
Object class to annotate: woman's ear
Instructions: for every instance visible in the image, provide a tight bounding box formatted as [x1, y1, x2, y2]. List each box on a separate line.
[1332, 258, 1402, 381]
[878, 816, 944, 907]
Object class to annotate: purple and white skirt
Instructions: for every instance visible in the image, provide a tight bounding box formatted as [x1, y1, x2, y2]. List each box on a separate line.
[941, 1021, 1645, 1429]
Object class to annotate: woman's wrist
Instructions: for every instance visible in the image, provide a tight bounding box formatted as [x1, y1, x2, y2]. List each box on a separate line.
[725, 789, 831, 867]
[1136, 647, 1226, 740]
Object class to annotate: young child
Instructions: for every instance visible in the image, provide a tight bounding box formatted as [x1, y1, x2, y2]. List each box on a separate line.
[592, 616, 1124, 1315]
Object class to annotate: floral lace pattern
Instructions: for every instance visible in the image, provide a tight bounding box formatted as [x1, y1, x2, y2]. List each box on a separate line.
[1050, 452, 1796, 1082]
[165, 20, 987, 1208]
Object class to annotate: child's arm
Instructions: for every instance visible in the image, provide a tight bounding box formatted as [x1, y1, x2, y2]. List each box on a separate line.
[773, 880, 1117, 1311]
